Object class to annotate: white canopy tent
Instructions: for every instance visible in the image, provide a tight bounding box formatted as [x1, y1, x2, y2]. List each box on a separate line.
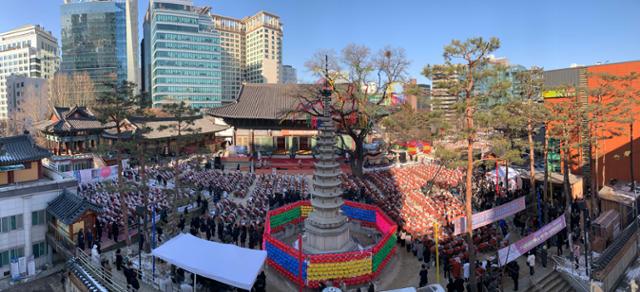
[152, 233, 267, 291]
[485, 166, 523, 191]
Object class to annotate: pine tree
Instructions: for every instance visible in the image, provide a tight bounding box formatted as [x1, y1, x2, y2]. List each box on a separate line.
[423, 37, 501, 291]
[158, 100, 201, 235]
[93, 81, 139, 245]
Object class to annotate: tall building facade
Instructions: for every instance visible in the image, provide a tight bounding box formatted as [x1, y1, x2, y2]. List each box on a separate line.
[6, 76, 48, 133]
[144, 0, 222, 108]
[211, 11, 283, 101]
[281, 64, 297, 84]
[0, 25, 58, 120]
[60, 0, 138, 93]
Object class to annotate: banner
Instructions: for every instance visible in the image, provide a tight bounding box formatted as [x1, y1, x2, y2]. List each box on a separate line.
[498, 215, 566, 266]
[454, 196, 526, 235]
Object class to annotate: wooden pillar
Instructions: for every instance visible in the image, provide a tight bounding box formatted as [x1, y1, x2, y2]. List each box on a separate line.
[250, 129, 255, 155]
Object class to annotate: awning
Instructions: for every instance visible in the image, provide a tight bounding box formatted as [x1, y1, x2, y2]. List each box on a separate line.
[151, 233, 267, 290]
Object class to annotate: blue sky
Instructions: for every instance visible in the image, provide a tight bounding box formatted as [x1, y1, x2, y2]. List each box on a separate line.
[1, 0, 639, 83]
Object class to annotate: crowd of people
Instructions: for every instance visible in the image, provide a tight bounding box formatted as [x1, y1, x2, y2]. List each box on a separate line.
[71, 152, 563, 291]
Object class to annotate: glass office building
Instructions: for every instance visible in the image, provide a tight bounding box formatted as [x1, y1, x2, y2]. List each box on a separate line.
[144, 0, 222, 109]
[60, 0, 138, 93]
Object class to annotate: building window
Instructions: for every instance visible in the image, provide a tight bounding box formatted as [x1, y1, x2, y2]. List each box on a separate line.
[32, 210, 46, 226]
[0, 247, 25, 267]
[0, 214, 23, 233]
[32, 242, 47, 258]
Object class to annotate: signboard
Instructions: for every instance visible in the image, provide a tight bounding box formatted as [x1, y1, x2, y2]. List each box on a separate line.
[280, 130, 318, 136]
[454, 196, 526, 235]
[498, 215, 566, 266]
[543, 88, 575, 99]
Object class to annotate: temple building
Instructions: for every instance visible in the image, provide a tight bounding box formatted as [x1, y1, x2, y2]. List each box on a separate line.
[103, 110, 229, 156]
[36, 106, 113, 172]
[207, 83, 347, 156]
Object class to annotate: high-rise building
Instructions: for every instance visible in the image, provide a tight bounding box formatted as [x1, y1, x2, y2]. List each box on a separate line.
[6, 75, 48, 132]
[143, 0, 223, 108]
[430, 68, 459, 119]
[211, 11, 283, 101]
[0, 25, 58, 120]
[281, 64, 297, 84]
[60, 0, 138, 93]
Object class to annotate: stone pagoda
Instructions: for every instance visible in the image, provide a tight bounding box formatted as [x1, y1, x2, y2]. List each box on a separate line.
[303, 79, 356, 254]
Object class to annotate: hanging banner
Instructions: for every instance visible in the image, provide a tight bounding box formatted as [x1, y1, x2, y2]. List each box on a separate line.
[498, 215, 566, 266]
[454, 196, 526, 235]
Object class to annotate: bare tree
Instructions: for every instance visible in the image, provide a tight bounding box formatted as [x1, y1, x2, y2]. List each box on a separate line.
[49, 72, 97, 107]
[13, 81, 50, 143]
[292, 44, 410, 176]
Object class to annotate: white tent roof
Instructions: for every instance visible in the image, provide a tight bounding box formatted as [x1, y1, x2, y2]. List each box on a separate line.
[152, 233, 267, 290]
[486, 166, 520, 179]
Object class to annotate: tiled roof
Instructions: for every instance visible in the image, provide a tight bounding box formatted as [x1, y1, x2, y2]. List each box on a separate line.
[103, 115, 229, 140]
[207, 83, 320, 120]
[47, 190, 102, 225]
[38, 106, 113, 133]
[0, 135, 51, 165]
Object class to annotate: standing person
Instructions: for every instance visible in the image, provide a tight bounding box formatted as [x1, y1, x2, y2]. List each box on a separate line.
[367, 282, 375, 292]
[77, 229, 85, 250]
[115, 249, 123, 271]
[507, 261, 520, 291]
[446, 278, 455, 292]
[527, 252, 536, 275]
[423, 242, 431, 266]
[86, 229, 93, 251]
[463, 261, 470, 282]
[178, 215, 185, 232]
[573, 244, 581, 269]
[419, 264, 429, 287]
[556, 235, 563, 256]
[112, 222, 119, 243]
[540, 246, 548, 268]
[96, 221, 102, 243]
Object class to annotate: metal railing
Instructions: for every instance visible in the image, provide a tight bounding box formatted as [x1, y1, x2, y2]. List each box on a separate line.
[74, 248, 129, 292]
[550, 255, 589, 292]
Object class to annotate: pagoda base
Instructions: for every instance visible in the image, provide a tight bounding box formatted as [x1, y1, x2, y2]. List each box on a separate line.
[303, 219, 356, 254]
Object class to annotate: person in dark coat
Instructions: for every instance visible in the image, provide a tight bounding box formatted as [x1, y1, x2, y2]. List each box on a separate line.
[507, 261, 520, 291]
[453, 277, 465, 292]
[112, 222, 119, 243]
[423, 243, 431, 265]
[201, 199, 208, 215]
[419, 264, 429, 287]
[253, 271, 266, 292]
[77, 229, 85, 250]
[138, 233, 145, 253]
[367, 282, 375, 292]
[541, 246, 548, 268]
[446, 278, 455, 292]
[157, 226, 163, 243]
[115, 249, 123, 271]
[86, 229, 93, 250]
[95, 221, 102, 243]
[178, 215, 185, 232]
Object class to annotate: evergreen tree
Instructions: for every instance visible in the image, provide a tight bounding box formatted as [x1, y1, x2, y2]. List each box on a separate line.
[93, 81, 139, 245]
[423, 37, 501, 291]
